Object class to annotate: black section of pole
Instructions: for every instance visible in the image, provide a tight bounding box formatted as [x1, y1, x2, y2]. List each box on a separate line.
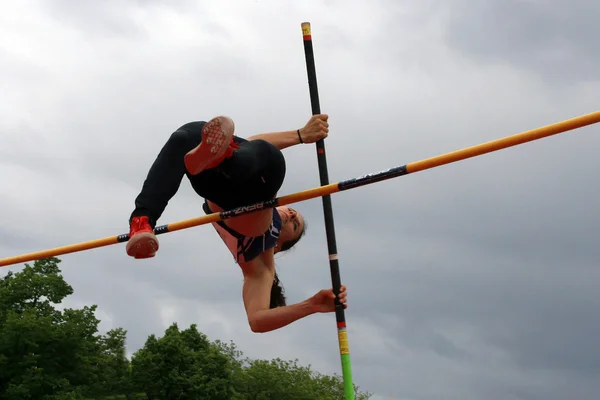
[301, 25, 346, 323]
[301, 23, 354, 399]
[301, 24, 355, 398]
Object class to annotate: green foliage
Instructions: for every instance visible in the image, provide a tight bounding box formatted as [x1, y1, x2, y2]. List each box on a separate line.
[0, 257, 372, 400]
[229, 357, 371, 400]
[0, 258, 101, 399]
[131, 323, 235, 399]
[87, 328, 134, 398]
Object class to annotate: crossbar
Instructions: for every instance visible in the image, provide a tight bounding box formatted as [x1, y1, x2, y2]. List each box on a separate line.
[1, 110, 599, 268]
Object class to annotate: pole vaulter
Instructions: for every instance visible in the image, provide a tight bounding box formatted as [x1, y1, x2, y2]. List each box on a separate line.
[1, 109, 599, 270]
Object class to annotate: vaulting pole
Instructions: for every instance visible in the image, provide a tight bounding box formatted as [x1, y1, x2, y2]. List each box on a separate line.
[300, 22, 355, 399]
[1, 110, 599, 269]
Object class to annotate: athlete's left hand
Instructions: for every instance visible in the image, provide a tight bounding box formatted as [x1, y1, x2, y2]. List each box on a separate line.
[310, 284, 348, 313]
[299, 114, 329, 143]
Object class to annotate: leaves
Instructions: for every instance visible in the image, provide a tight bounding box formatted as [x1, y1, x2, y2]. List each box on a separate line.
[229, 358, 372, 399]
[0, 258, 372, 399]
[131, 323, 235, 400]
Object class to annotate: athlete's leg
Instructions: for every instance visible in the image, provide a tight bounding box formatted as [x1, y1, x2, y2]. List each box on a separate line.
[189, 138, 286, 237]
[130, 122, 203, 226]
[126, 122, 204, 259]
[190, 138, 286, 210]
[184, 117, 237, 175]
[127, 117, 286, 258]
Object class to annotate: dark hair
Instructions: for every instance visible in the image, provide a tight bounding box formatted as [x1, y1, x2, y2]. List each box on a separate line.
[269, 220, 308, 309]
[279, 219, 307, 252]
[269, 272, 286, 309]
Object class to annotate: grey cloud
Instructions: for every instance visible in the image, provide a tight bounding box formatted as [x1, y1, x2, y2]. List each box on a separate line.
[440, 0, 600, 84]
[2, 1, 600, 399]
[38, 0, 199, 38]
[0, 228, 45, 253]
[324, 129, 600, 397]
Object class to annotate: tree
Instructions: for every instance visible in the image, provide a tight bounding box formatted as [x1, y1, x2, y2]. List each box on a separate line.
[131, 323, 235, 399]
[0, 257, 373, 399]
[230, 357, 372, 400]
[86, 327, 135, 399]
[0, 257, 101, 399]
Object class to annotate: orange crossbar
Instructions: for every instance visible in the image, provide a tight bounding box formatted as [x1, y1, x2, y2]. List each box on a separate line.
[1, 110, 599, 268]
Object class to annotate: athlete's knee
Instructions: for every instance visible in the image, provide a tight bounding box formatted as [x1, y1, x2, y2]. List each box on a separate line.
[165, 125, 200, 151]
[167, 129, 189, 144]
[177, 121, 205, 132]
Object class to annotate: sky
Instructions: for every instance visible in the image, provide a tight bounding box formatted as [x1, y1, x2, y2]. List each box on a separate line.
[2, 0, 600, 399]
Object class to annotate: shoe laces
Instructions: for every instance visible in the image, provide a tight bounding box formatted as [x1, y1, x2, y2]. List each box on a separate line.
[130, 216, 151, 233]
[224, 139, 240, 158]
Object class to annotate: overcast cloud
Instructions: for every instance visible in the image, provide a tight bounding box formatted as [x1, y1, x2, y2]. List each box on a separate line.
[2, 1, 600, 399]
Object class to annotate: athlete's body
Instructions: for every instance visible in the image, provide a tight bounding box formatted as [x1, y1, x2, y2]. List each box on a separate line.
[126, 114, 348, 333]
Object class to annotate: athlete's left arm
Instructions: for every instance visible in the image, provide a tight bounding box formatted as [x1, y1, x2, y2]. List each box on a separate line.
[247, 114, 329, 150]
[241, 257, 317, 333]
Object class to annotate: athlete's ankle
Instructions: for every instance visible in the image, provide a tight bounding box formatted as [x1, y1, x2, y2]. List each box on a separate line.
[184, 116, 237, 175]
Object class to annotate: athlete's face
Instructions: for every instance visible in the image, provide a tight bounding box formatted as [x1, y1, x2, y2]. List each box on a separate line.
[276, 206, 305, 252]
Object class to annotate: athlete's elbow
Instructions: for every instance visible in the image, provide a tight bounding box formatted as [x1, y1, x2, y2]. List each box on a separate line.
[248, 314, 273, 333]
[249, 323, 266, 333]
[248, 319, 267, 333]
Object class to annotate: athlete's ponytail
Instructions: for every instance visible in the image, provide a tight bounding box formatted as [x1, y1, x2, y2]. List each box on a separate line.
[269, 272, 286, 308]
[269, 219, 308, 308]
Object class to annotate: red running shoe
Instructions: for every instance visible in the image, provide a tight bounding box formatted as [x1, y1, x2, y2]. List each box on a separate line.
[184, 116, 239, 175]
[126, 216, 159, 259]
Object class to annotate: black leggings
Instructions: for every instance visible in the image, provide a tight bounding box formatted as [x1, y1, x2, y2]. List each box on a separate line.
[130, 121, 286, 227]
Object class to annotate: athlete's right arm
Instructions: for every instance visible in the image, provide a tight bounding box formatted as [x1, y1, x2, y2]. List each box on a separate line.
[241, 258, 317, 333]
[246, 129, 302, 150]
[246, 114, 328, 150]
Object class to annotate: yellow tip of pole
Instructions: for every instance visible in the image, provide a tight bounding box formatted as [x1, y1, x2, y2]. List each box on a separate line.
[301, 22, 311, 39]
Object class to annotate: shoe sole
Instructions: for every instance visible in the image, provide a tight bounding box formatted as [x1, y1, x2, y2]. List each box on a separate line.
[126, 232, 159, 259]
[184, 116, 235, 175]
